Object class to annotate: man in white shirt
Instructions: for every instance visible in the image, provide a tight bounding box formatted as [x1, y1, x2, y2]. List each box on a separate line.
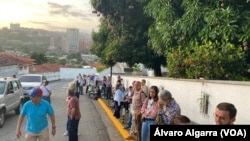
[40, 80, 52, 104]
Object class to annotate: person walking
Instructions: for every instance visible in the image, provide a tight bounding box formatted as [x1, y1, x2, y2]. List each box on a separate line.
[67, 89, 81, 141]
[40, 80, 52, 104]
[16, 87, 56, 141]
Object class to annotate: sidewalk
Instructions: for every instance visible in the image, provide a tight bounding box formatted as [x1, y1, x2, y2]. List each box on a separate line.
[96, 98, 133, 141]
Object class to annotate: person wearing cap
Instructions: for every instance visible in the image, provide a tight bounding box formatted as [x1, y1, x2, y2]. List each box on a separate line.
[156, 89, 181, 125]
[16, 87, 56, 141]
[40, 80, 52, 104]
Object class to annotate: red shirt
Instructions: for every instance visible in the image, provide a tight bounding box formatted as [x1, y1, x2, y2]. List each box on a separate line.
[67, 96, 81, 120]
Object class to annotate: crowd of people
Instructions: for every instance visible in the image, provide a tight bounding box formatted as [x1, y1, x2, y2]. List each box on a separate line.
[14, 74, 238, 141]
[110, 76, 238, 141]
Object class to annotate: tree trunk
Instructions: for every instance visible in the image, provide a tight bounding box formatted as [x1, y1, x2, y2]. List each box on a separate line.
[153, 64, 162, 77]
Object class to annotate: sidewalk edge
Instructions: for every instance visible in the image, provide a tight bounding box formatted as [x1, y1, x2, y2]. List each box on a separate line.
[97, 99, 130, 141]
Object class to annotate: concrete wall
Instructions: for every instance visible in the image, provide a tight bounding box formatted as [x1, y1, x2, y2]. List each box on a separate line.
[0, 65, 18, 77]
[60, 68, 97, 79]
[115, 75, 250, 124]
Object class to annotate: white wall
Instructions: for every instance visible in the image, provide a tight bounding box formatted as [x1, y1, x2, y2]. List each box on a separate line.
[0, 65, 18, 77]
[60, 68, 97, 79]
[115, 75, 250, 124]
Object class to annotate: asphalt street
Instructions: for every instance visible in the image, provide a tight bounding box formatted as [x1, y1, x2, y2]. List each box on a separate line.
[0, 80, 123, 141]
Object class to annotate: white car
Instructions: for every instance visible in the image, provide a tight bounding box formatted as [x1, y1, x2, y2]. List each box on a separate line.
[0, 77, 24, 128]
[18, 74, 47, 103]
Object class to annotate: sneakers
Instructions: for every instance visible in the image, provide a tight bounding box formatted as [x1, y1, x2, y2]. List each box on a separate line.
[63, 131, 80, 136]
[123, 126, 130, 129]
[63, 131, 68, 136]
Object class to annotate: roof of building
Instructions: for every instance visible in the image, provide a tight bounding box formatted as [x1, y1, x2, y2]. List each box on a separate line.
[29, 63, 60, 73]
[0, 52, 35, 67]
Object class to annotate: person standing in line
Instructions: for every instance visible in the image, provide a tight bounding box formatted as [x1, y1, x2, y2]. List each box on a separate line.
[74, 75, 80, 93]
[101, 76, 107, 98]
[141, 86, 159, 141]
[85, 75, 90, 94]
[78, 75, 84, 95]
[95, 74, 99, 87]
[106, 76, 112, 100]
[141, 79, 148, 97]
[117, 75, 124, 87]
[64, 82, 80, 136]
[113, 83, 124, 119]
[123, 85, 133, 129]
[82, 74, 87, 94]
[16, 87, 56, 141]
[126, 81, 146, 141]
[40, 80, 52, 104]
[67, 89, 81, 141]
[214, 102, 237, 125]
[157, 90, 181, 125]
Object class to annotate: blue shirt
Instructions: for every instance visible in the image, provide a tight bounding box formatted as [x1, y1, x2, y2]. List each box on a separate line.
[21, 100, 54, 133]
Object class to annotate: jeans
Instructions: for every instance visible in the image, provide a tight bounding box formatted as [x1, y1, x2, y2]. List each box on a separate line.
[101, 85, 106, 97]
[126, 112, 132, 128]
[113, 101, 121, 119]
[42, 96, 50, 104]
[106, 87, 112, 99]
[141, 119, 155, 141]
[68, 116, 80, 141]
[79, 86, 83, 95]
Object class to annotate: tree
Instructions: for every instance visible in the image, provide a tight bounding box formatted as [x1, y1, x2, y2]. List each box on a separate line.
[141, 0, 250, 80]
[90, 0, 166, 76]
[30, 52, 48, 65]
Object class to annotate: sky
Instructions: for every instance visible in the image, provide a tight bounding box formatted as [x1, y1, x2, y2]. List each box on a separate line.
[0, 0, 100, 33]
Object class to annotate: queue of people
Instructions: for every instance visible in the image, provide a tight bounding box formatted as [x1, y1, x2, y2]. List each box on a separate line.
[15, 74, 238, 141]
[120, 78, 237, 141]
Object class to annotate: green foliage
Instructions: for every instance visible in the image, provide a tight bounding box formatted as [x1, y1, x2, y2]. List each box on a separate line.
[96, 65, 107, 72]
[30, 52, 48, 65]
[167, 40, 246, 80]
[132, 64, 141, 72]
[142, 0, 250, 80]
[90, 0, 166, 76]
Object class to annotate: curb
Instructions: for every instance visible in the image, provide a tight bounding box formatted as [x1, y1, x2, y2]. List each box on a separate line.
[97, 98, 131, 141]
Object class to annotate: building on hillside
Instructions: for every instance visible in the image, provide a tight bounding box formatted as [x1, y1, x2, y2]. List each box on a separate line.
[10, 23, 21, 30]
[0, 52, 35, 77]
[65, 28, 79, 53]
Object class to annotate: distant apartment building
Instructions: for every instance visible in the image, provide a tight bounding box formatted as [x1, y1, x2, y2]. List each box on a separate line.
[66, 28, 79, 53]
[10, 23, 20, 30]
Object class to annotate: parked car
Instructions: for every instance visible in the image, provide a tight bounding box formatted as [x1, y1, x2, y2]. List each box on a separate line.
[0, 77, 24, 128]
[18, 74, 47, 103]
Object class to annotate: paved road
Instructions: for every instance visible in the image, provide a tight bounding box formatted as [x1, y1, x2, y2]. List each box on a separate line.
[0, 80, 123, 141]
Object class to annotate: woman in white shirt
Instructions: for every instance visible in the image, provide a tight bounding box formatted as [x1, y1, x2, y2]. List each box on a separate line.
[113, 83, 124, 119]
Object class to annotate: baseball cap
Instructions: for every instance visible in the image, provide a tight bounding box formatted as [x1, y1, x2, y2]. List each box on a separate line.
[29, 87, 43, 97]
